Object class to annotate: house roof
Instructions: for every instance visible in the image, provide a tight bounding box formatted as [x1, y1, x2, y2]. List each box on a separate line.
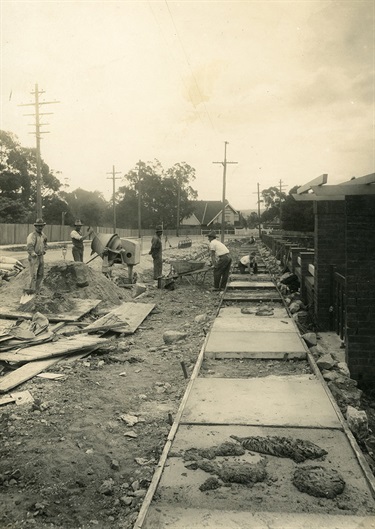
[190, 201, 238, 225]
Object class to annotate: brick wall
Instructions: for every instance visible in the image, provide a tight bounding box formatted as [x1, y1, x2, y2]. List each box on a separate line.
[313, 201, 346, 330]
[345, 196, 375, 388]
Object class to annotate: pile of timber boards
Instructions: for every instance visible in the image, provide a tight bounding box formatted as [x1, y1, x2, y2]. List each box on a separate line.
[0, 300, 155, 397]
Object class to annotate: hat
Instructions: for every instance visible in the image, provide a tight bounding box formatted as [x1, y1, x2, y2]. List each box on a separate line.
[207, 230, 216, 239]
[155, 225, 163, 232]
[34, 218, 46, 226]
[74, 219, 83, 226]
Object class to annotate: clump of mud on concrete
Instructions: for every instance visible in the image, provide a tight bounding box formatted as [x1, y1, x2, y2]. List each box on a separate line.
[218, 461, 267, 485]
[231, 434, 327, 463]
[199, 477, 222, 491]
[293, 465, 345, 498]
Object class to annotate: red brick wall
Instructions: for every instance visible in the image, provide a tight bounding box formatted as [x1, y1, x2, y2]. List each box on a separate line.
[345, 195, 375, 388]
[313, 201, 346, 330]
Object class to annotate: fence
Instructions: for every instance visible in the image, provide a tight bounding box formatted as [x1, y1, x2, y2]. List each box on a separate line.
[0, 223, 202, 246]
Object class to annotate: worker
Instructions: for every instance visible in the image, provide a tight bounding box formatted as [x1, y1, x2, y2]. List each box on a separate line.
[70, 220, 93, 262]
[26, 218, 48, 293]
[149, 225, 163, 280]
[238, 254, 251, 274]
[207, 230, 232, 291]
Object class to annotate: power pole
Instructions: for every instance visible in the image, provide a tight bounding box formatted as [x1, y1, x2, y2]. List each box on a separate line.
[213, 141, 238, 242]
[137, 161, 142, 239]
[107, 165, 121, 233]
[176, 173, 181, 237]
[257, 183, 262, 239]
[19, 83, 59, 218]
[278, 179, 287, 226]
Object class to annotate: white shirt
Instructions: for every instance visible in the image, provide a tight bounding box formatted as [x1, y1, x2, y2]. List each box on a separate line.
[209, 239, 229, 257]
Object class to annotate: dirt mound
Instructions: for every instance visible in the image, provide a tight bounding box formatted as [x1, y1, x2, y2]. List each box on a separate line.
[0, 261, 132, 311]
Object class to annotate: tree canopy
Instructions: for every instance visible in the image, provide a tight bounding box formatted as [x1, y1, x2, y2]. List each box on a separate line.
[0, 130, 66, 223]
[116, 160, 198, 229]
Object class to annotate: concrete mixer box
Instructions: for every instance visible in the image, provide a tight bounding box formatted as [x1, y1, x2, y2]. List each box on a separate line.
[120, 238, 140, 265]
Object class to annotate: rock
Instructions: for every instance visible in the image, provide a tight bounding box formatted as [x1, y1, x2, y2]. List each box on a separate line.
[195, 313, 208, 323]
[302, 333, 317, 347]
[289, 301, 302, 314]
[328, 382, 362, 411]
[99, 478, 114, 495]
[346, 406, 368, 442]
[132, 283, 147, 299]
[120, 496, 133, 506]
[316, 354, 335, 370]
[293, 311, 309, 325]
[322, 370, 339, 382]
[163, 330, 187, 344]
[111, 459, 120, 471]
[337, 362, 350, 377]
[309, 345, 324, 356]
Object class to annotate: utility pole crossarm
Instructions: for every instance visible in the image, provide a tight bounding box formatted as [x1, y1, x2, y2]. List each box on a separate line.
[18, 83, 59, 218]
[213, 141, 238, 242]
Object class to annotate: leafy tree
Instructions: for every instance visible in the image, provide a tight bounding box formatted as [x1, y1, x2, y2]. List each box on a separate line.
[0, 130, 63, 222]
[116, 160, 198, 229]
[281, 186, 314, 231]
[60, 188, 108, 227]
[246, 211, 259, 229]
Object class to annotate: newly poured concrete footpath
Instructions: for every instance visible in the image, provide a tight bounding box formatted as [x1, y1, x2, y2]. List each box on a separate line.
[137, 259, 375, 529]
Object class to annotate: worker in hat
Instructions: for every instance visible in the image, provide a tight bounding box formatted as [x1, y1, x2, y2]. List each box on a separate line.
[207, 230, 232, 291]
[238, 251, 258, 274]
[70, 220, 93, 262]
[149, 225, 163, 280]
[26, 218, 48, 293]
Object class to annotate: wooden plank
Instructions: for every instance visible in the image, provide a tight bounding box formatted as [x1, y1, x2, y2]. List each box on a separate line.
[311, 184, 375, 196]
[297, 174, 328, 194]
[292, 193, 344, 202]
[0, 299, 102, 322]
[0, 348, 97, 393]
[85, 302, 155, 334]
[0, 335, 107, 363]
[340, 172, 375, 186]
[0, 319, 15, 337]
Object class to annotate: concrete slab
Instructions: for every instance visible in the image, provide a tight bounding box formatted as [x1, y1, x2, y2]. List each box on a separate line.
[227, 281, 276, 289]
[144, 425, 375, 526]
[144, 507, 375, 529]
[180, 376, 342, 428]
[211, 316, 294, 333]
[223, 290, 283, 302]
[230, 273, 270, 282]
[219, 305, 289, 318]
[205, 330, 306, 359]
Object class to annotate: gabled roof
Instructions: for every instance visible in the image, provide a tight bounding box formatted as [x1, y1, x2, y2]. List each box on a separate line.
[189, 200, 238, 225]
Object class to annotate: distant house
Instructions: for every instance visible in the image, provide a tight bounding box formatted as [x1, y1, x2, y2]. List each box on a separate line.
[181, 200, 240, 229]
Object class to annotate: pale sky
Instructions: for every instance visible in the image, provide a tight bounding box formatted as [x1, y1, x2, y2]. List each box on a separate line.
[1, 0, 374, 210]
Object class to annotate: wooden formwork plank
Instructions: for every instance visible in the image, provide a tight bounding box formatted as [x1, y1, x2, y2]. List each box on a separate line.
[85, 302, 155, 334]
[0, 299, 102, 322]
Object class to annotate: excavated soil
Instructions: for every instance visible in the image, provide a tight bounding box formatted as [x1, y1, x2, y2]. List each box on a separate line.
[0, 239, 374, 528]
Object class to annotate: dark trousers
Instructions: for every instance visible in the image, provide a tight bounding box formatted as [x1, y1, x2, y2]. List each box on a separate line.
[72, 247, 84, 262]
[214, 254, 232, 289]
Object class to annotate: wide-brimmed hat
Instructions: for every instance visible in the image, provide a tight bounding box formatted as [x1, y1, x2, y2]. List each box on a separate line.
[155, 225, 163, 232]
[34, 218, 46, 226]
[74, 219, 83, 226]
[207, 230, 216, 239]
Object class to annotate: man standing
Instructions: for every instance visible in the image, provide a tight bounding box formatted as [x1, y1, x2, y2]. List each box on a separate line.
[207, 230, 232, 291]
[70, 220, 92, 262]
[26, 218, 48, 293]
[149, 225, 163, 280]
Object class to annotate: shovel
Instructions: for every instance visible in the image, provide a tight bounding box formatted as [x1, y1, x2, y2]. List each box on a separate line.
[20, 289, 36, 305]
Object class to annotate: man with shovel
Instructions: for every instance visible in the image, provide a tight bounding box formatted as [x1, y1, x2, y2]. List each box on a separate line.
[26, 218, 48, 293]
[70, 220, 93, 262]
